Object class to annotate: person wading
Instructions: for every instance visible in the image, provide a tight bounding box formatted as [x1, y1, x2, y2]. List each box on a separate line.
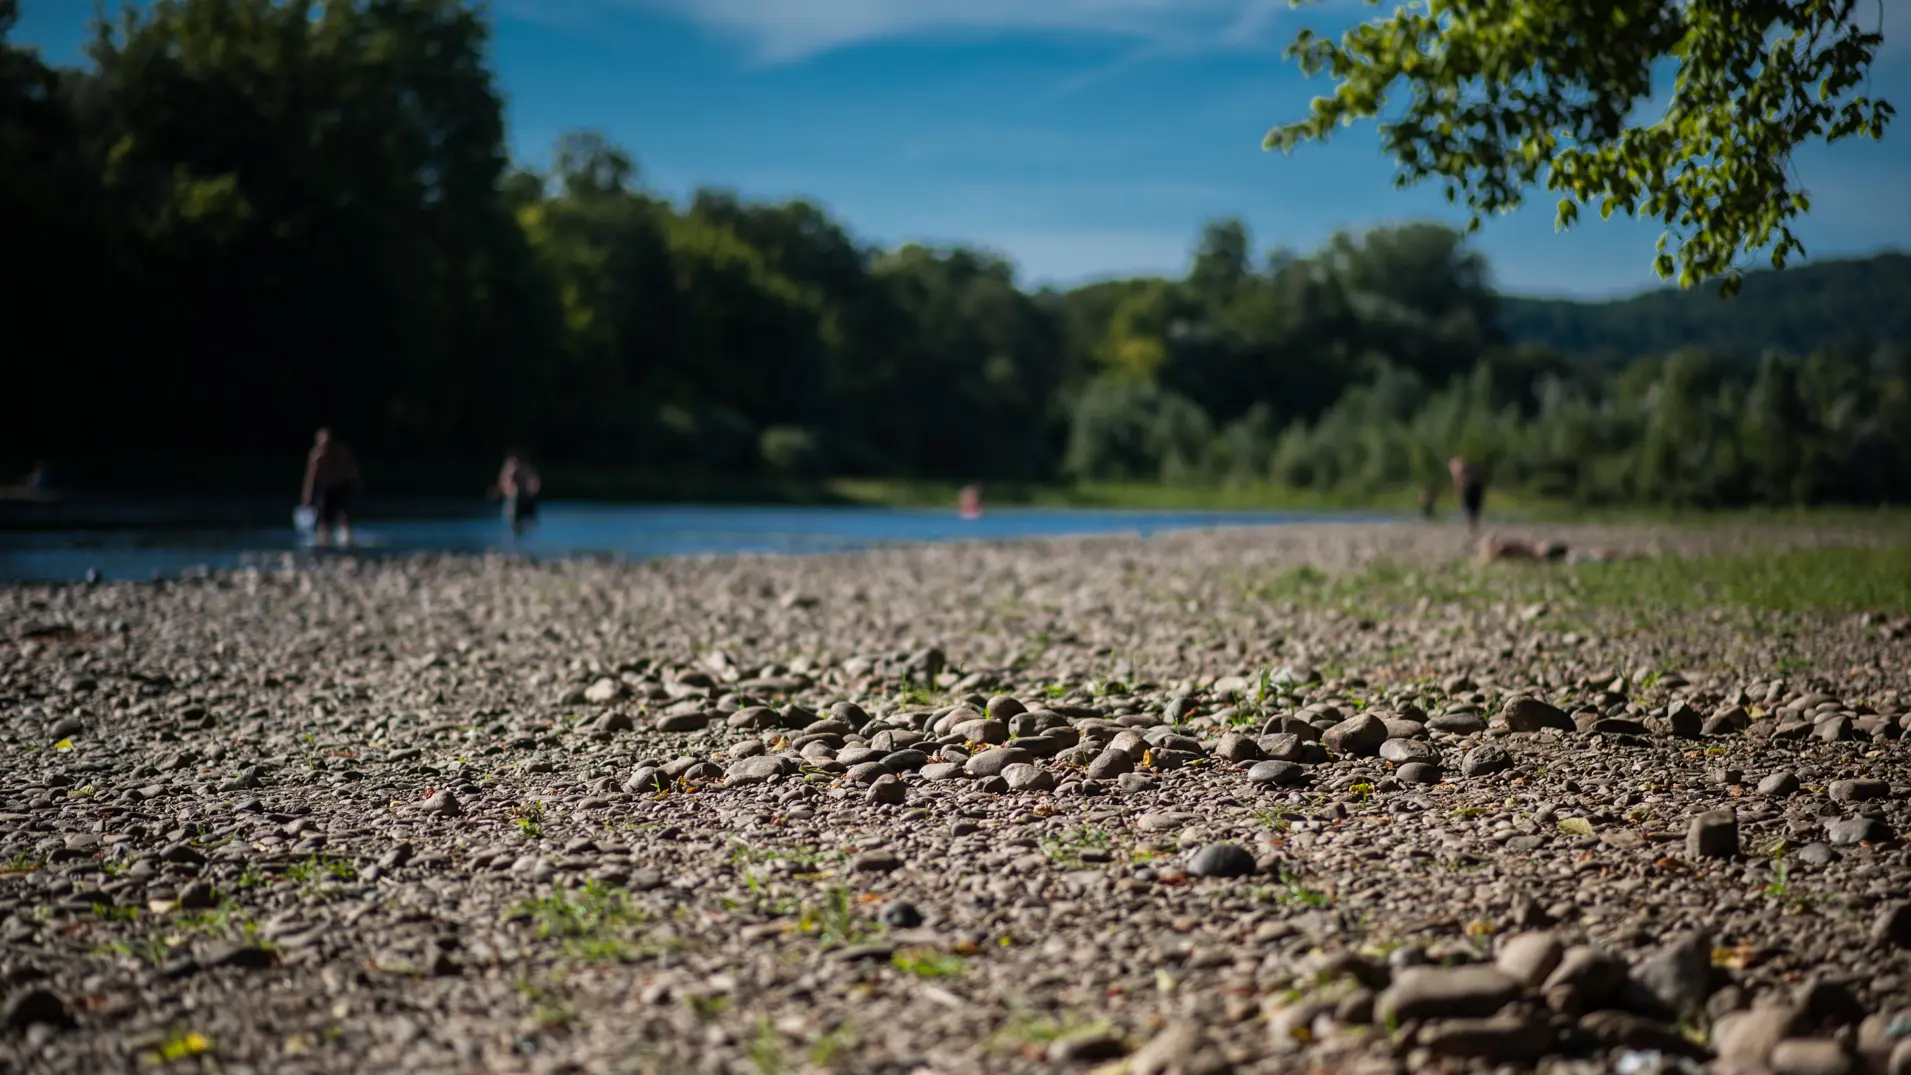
[1449, 456, 1485, 535]
[301, 428, 360, 547]
[494, 450, 542, 536]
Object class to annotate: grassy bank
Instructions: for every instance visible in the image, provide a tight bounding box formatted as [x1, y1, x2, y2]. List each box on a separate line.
[1250, 545, 1911, 618]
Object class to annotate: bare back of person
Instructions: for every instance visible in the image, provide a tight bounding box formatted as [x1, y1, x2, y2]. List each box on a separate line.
[498, 453, 541, 533]
[1448, 456, 1485, 532]
[311, 442, 356, 489]
[302, 429, 360, 544]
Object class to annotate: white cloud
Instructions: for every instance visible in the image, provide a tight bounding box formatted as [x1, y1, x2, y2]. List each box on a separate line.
[921, 227, 1196, 285]
[516, 0, 1909, 67]
[556, 0, 1298, 64]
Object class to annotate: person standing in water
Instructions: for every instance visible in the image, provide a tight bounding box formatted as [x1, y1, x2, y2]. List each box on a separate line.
[495, 450, 541, 536]
[1449, 456, 1485, 534]
[957, 484, 982, 519]
[301, 428, 360, 547]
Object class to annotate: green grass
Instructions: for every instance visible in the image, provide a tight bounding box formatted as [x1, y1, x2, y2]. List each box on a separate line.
[283, 854, 358, 887]
[514, 976, 580, 1032]
[892, 948, 967, 978]
[984, 1014, 1115, 1053]
[99, 901, 267, 966]
[1256, 875, 1333, 908]
[98, 934, 170, 965]
[1039, 828, 1113, 868]
[1248, 545, 1911, 617]
[749, 1016, 788, 1075]
[514, 881, 652, 962]
[808, 1026, 858, 1069]
[1531, 546, 1911, 616]
[513, 800, 546, 840]
[795, 886, 873, 946]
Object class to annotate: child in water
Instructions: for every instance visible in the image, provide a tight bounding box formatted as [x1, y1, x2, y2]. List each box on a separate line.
[495, 451, 541, 535]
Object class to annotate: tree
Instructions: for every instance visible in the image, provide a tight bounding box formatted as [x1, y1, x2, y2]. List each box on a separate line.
[1265, 0, 1895, 294]
[1188, 218, 1251, 302]
[60, 0, 530, 459]
[552, 130, 635, 199]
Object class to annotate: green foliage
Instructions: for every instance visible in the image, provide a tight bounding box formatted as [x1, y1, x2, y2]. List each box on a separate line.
[759, 426, 824, 478]
[1064, 377, 1213, 483]
[1260, 341, 1911, 508]
[1, 0, 1902, 513]
[1266, 0, 1895, 292]
[1500, 254, 1911, 360]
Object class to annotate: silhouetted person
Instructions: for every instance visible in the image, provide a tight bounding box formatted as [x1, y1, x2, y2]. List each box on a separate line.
[301, 428, 360, 546]
[1418, 481, 1438, 520]
[1449, 456, 1485, 534]
[494, 450, 541, 536]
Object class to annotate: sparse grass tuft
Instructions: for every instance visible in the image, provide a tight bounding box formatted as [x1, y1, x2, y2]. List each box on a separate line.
[892, 948, 967, 977]
[1040, 828, 1113, 867]
[985, 1013, 1115, 1053]
[513, 800, 546, 840]
[514, 881, 650, 962]
[0, 853, 46, 874]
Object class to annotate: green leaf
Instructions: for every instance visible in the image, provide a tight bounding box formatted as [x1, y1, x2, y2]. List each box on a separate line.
[1262, 0, 1895, 289]
[1557, 817, 1595, 836]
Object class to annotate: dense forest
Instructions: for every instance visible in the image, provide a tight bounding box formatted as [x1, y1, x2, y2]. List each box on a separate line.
[4, 0, 1910, 507]
[1499, 255, 1911, 364]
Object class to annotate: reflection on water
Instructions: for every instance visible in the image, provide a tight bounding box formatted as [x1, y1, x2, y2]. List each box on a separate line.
[0, 502, 1380, 583]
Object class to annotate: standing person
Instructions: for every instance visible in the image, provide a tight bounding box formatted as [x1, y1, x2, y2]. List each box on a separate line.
[301, 428, 360, 547]
[1417, 481, 1438, 520]
[495, 450, 541, 536]
[1449, 456, 1485, 534]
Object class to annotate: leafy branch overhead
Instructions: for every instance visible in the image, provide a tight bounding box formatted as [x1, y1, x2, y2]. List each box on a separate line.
[1265, 0, 1896, 294]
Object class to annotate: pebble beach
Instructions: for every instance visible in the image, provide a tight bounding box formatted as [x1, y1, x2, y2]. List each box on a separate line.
[4, 520, 1911, 1075]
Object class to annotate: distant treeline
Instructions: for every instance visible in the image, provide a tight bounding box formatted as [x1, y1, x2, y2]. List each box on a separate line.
[5, 0, 1910, 506]
[1498, 254, 1911, 363]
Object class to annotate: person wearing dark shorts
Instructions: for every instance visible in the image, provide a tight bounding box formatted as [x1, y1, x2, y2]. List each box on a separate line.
[313, 483, 353, 529]
[496, 451, 541, 536]
[301, 428, 360, 546]
[511, 493, 538, 524]
[1449, 456, 1485, 534]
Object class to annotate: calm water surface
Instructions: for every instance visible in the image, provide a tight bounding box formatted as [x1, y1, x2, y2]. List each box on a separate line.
[0, 502, 1381, 583]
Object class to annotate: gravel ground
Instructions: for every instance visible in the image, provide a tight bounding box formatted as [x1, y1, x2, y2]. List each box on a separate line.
[4, 520, 1911, 1075]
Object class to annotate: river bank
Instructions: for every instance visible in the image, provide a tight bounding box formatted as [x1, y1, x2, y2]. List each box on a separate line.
[3, 520, 1910, 1073]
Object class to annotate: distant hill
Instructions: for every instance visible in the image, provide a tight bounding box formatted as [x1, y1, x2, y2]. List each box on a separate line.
[1496, 252, 1911, 360]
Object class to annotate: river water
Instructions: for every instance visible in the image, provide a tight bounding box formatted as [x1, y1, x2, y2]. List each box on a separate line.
[0, 502, 1385, 583]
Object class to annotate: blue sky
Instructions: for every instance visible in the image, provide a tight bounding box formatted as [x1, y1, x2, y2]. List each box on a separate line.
[13, 0, 1911, 298]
